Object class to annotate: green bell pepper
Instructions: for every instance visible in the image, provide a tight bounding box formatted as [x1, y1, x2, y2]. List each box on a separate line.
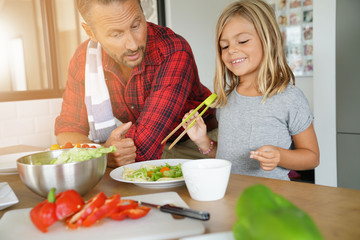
[233, 184, 323, 240]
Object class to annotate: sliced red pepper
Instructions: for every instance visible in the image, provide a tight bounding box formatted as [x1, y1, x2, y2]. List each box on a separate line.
[112, 206, 151, 220]
[128, 206, 151, 219]
[108, 199, 138, 221]
[55, 189, 84, 220]
[125, 206, 151, 219]
[30, 188, 58, 233]
[66, 192, 107, 229]
[109, 210, 127, 221]
[113, 199, 138, 212]
[82, 193, 120, 227]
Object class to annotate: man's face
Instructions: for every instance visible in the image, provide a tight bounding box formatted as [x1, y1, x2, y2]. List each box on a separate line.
[87, 0, 147, 68]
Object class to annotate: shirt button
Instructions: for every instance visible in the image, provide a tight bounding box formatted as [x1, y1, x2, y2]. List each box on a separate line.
[131, 106, 134, 109]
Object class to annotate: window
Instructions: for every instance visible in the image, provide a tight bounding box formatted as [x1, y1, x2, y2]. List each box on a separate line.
[0, 0, 166, 102]
[0, 0, 82, 101]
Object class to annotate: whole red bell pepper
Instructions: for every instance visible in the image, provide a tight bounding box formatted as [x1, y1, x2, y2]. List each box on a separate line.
[66, 191, 107, 229]
[30, 188, 58, 233]
[82, 193, 120, 227]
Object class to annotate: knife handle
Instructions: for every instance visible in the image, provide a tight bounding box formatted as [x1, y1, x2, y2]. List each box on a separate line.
[160, 204, 210, 221]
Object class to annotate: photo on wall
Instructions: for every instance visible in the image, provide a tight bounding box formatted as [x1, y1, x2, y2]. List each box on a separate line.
[265, 0, 313, 77]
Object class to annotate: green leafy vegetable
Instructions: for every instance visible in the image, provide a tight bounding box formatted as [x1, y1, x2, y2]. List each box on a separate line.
[47, 146, 116, 165]
[233, 184, 323, 240]
[123, 163, 183, 182]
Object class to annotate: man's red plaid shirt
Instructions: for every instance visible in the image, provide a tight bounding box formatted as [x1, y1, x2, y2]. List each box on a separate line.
[55, 22, 213, 161]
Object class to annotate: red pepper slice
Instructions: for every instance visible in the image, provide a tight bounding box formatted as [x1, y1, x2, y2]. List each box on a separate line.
[109, 210, 128, 221]
[66, 192, 107, 229]
[30, 188, 58, 233]
[82, 193, 120, 227]
[114, 199, 139, 212]
[108, 199, 138, 221]
[125, 206, 151, 219]
[55, 189, 84, 220]
[110, 206, 151, 221]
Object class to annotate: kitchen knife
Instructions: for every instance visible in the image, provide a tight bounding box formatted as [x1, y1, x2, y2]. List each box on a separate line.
[137, 201, 210, 221]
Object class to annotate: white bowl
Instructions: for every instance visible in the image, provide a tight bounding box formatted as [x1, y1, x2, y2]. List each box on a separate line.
[181, 159, 231, 201]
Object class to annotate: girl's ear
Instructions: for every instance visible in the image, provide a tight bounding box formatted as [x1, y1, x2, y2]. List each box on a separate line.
[81, 22, 97, 41]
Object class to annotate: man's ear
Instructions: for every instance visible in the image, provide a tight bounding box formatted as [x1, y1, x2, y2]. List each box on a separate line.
[81, 22, 97, 41]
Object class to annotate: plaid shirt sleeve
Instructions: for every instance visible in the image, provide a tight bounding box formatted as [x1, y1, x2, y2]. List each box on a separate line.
[54, 43, 90, 137]
[125, 50, 205, 161]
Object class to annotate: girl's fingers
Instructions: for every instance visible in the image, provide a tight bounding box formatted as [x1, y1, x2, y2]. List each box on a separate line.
[250, 150, 275, 158]
[250, 153, 277, 164]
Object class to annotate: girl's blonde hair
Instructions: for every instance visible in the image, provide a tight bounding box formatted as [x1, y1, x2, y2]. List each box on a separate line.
[213, 0, 294, 107]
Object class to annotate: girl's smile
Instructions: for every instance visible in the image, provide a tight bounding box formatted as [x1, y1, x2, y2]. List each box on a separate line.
[231, 57, 247, 65]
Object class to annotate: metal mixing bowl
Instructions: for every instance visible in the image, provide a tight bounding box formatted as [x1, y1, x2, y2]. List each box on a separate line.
[16, 149, 107, 198]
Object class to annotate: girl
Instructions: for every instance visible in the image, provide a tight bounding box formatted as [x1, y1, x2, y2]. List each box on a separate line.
[183, 0, 319, 180]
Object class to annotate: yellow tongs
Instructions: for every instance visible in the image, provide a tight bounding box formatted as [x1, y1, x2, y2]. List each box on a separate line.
[161, 93, 218, 150]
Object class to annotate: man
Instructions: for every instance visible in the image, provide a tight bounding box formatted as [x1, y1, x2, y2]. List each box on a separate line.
[55, 0, 217, 167]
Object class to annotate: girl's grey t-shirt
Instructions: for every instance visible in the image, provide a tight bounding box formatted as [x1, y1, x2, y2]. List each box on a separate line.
[216, 84, 313, 180]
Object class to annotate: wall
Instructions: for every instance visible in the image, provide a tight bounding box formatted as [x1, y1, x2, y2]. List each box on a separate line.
[335, 0, 360, 190]
[0, 99, 62, 148]
[313, 0, 337, 187]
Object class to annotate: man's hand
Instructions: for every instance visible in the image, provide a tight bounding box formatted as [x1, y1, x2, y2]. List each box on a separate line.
[250, 145, 281, 171]
[104, 122, 136, 168]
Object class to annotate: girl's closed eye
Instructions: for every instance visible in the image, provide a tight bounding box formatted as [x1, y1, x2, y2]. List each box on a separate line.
[239, 40, 249, 44]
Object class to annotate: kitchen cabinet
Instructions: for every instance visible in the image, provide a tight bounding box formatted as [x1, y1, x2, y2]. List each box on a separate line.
[336, 0, 360, 190]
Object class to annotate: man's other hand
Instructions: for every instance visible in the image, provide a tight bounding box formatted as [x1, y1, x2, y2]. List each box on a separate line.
[104, 122, 136, 168]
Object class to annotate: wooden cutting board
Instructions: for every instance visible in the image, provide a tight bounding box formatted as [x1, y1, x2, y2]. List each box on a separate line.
[0, 192, 205, 240]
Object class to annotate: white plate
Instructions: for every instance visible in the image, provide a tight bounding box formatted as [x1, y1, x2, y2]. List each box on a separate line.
[110, 159, 189, 189]
[180, 231, 234, 240]
[0, 182, 19, 210]
[0, 151, 41, 174]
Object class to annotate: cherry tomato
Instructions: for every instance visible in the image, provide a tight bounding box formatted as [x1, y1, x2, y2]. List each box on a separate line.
[81, 144, 90, 148]
[62, 142, 74, 149]
[50, 144, 60, 150]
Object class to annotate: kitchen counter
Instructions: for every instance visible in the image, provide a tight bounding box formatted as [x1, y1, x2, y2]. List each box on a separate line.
[1, 145, 360, 239]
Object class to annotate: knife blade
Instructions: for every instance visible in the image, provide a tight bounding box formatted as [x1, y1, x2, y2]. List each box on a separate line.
[137, 200, 210, 221]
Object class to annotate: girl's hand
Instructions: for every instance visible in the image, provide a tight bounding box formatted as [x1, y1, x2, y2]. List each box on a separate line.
[250, 145, 280, 171]
[182, 110, 207, 143]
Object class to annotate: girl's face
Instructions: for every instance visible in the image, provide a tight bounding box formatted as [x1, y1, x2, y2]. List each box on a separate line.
[219, 15, 263, 83]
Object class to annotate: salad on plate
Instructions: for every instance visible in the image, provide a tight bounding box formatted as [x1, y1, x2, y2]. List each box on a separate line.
[123, 163, 183, 182]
